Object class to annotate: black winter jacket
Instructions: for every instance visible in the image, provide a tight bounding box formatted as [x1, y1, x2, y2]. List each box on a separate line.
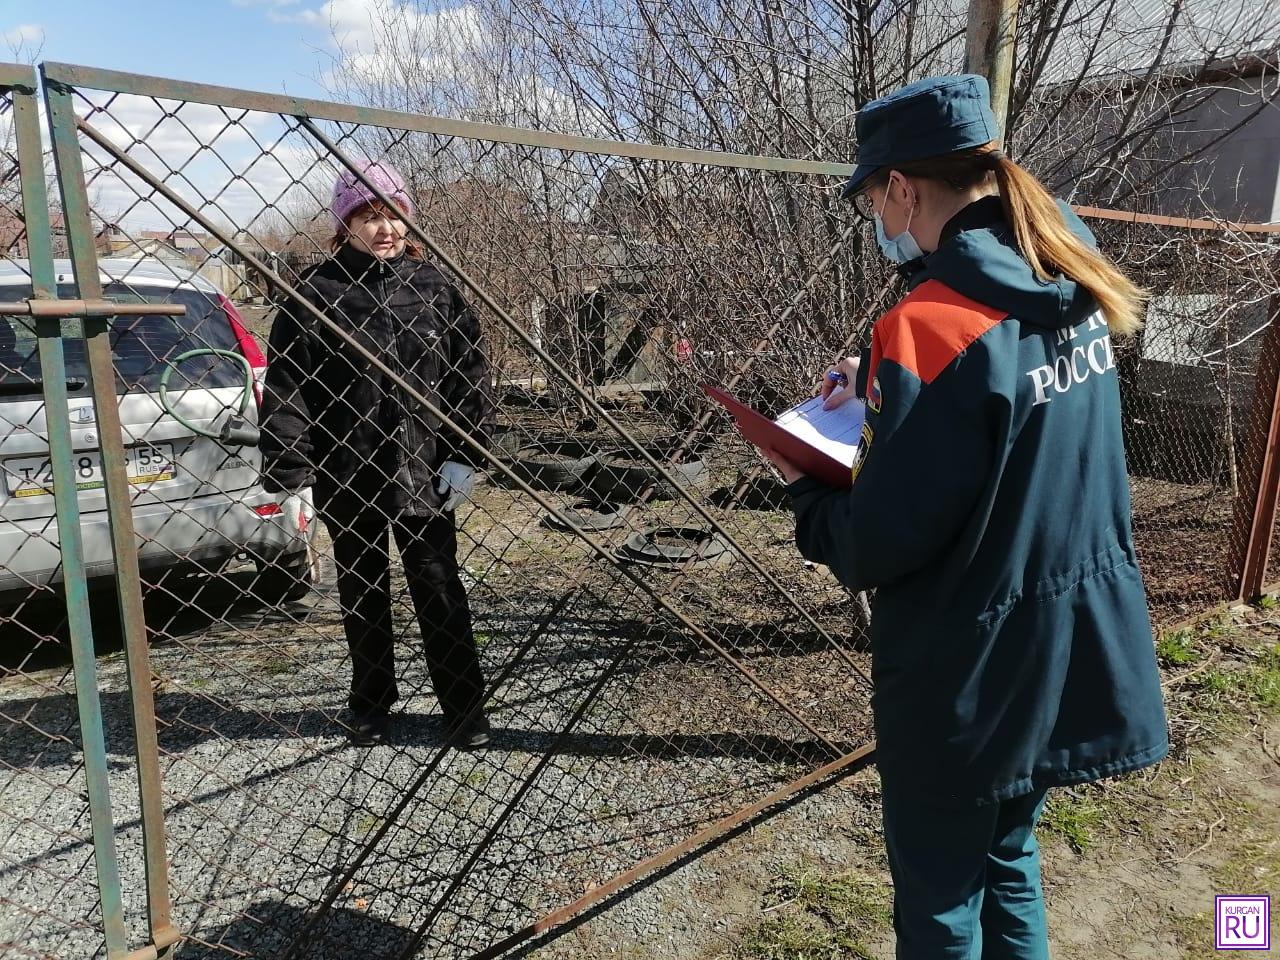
[259, 243, 493, 516]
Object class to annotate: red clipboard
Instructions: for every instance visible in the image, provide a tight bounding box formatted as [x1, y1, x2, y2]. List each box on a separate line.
[703, 384, 857, 488]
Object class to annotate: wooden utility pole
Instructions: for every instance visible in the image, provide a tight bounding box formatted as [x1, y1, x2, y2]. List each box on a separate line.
[964, 0, 1021, 136]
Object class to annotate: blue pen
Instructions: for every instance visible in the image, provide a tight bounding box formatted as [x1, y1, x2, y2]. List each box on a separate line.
[826, 370, 849, 386]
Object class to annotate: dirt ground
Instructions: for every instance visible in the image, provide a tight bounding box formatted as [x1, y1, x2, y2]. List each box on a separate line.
[521, 604, 1280, 960]
[1043, 717, 1279, 960]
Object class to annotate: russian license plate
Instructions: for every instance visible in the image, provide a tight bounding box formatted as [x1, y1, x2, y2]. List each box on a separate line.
[5, 443, 176, 498]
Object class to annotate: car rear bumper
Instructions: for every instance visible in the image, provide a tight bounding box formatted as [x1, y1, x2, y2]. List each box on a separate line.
[0, 489, 307, 598]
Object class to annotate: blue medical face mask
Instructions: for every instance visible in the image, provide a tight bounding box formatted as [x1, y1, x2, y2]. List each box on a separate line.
[873, 184, 923, 264]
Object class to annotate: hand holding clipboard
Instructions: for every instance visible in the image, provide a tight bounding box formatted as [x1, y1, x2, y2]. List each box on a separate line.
[702, 384, 866, 488]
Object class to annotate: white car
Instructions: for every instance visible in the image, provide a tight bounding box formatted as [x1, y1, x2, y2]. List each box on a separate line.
[0, 258, 313, 603]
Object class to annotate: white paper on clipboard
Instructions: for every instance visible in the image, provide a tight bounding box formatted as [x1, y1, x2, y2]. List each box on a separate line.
[771, 389, 865, 468]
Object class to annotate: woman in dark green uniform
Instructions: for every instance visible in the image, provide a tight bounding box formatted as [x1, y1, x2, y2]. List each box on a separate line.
[765, 75, 1169, 959]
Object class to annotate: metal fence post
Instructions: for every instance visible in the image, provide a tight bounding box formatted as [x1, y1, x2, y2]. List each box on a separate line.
[40, 69, 180, 958]
[1, 62, 132, 959]
[1230, 289, 1280, 600]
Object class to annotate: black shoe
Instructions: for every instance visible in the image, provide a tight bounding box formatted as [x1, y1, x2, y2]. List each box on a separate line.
[348, 709, 390, 746]
[447, 713, 492, 750]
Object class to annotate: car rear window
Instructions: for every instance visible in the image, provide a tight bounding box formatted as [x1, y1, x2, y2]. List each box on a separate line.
[0, 282, 243, 399]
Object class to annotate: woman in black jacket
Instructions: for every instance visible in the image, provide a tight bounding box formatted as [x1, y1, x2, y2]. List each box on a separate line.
[260, 160, 494, 748]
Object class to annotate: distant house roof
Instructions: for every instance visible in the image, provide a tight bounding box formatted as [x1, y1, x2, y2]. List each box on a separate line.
[1003, 0, 1278, 85]
[137, 228, 212, 253]
[909, 0, 1278, 87]
[1039, 49, 1280, 98]
[110, 238, 194, 263]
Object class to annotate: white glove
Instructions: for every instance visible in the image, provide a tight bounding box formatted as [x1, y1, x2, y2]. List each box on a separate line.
[280, 489, 314, 534]
[436, 461, 475, 512]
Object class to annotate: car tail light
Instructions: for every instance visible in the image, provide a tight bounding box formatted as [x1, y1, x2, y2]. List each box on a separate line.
[254, 503, 283, 517]
[220, 294, 267, 407]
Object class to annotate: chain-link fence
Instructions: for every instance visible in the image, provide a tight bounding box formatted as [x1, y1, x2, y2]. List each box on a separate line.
[1, 61, 1278, 960]
[5, 64, 882, 960]
[1078, 210, 1280, 622]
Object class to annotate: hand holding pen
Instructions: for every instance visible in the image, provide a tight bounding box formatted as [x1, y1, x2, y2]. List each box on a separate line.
[819, 356, 861, 410]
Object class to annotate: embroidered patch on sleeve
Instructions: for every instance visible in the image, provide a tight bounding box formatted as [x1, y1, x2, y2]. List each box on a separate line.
[851, 421, 874, 482]
[867, 376, 882, 413]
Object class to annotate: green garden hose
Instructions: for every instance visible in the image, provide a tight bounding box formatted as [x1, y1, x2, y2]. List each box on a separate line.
[159, 348, 260, 445]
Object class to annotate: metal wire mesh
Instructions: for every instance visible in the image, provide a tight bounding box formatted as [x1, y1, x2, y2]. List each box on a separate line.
[1086, 217, 1280, 622]
[5, 84, 879, 959]
[1, 68, 1277, 960]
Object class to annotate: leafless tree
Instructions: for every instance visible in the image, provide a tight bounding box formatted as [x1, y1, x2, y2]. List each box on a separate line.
[308, 0, 1277, 474]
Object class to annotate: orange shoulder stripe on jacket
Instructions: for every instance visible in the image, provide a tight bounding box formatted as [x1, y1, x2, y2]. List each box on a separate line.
[870, 279, 1008, 386]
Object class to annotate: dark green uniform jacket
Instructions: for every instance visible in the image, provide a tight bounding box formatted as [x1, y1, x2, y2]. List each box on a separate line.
[788, 197, 1169, 805]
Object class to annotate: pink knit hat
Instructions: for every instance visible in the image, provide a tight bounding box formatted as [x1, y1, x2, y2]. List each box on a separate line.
[330, 160, 415, 229]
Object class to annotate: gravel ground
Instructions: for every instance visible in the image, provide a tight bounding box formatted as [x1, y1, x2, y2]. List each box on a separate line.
[1, 467, 872, 959]
[516, 757, 887, 960]
[2, 608, 843, 958]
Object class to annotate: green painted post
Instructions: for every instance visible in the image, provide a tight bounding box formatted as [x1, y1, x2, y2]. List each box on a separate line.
[4, 64, 131, 958]
[40, 69, 181, 959]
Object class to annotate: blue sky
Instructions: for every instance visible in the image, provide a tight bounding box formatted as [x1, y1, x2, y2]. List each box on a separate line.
[0, 0, 338, 98]
[1, 0, 588, 231]
[0, 1, 419, 229]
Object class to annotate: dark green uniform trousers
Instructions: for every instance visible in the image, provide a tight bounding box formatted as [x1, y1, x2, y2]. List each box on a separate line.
[881, 780, 1051, 960]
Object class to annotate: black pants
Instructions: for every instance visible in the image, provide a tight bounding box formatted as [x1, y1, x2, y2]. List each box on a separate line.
[326, 509, 485, 722]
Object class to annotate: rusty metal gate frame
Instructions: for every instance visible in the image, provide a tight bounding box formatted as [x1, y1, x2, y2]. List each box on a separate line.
[1, 62, 180, 960]
[43, 60, 875, 693]
[1229, 280, 1280, 602]
[35, 60, 881, 957]
[0, 61, 130, 958]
